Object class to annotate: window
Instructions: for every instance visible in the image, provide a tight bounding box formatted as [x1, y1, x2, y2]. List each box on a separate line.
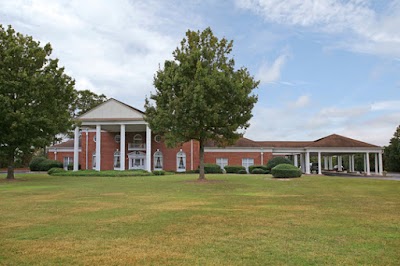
[92, 153, 96, 169]
[63, 157, 73, 170]
[115, 134, 121, 143]
[176, 149, 186, 172]
[114, 150, 120, 169]
[154, 135, 162, 143]
[154, 150, 163, 170]
[133, 134, 143, 148]
[216, 158, 228, 169]
[242, 158, 254, 173]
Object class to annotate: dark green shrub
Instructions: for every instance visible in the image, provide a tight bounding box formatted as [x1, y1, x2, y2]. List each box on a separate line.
[238, 169, 247, 174]
[67, 163, 81, 170]
[38, 159, 63, 171]
[29, 157, 47, 171]
[224, 165, 246, 173]
[271, 164, 302, 178]
[153, 170, 165, 175]
[266, 157, 293, 170]
[48, 167, 66, 175]
[203, 164, 223, 174]
[251, 168, 266, 174]
[249, 165, 268, 173]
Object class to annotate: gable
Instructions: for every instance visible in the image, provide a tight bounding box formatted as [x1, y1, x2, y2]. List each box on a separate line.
[79, 98, 144, 120]
[309, 134, 379, 148]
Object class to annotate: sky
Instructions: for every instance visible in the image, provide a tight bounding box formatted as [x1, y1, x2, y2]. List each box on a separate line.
[1, 0, 399, 146]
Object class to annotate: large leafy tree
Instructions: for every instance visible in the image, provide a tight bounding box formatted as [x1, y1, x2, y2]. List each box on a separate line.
[384, 125, 400, 172]
[145, 28, 259, 180]
[0, 25, 76, 179]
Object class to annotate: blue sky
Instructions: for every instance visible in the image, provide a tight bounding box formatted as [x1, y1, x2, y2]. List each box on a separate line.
[1, 0, 399, 146]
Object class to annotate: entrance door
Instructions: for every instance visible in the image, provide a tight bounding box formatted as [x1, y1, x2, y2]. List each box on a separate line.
[128, 151, 146, 170]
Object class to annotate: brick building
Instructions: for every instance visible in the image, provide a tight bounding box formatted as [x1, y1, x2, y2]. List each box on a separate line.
[48, 98, 384, 175]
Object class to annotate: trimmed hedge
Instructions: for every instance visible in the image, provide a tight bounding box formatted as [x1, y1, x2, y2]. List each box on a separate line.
[152, 170, 165, 176]
[29, 157, 63, 171]
[238, 169, 247, 174]
[224, 165, 246, 174]
[48, 167, 66, 175]
[251, 168, 266, 174]
[271, 164, 302, 178]
[51, 169, 152, 177]
[266, 157, 293, 170]
[249, 165, 268, 173]
[194, 164, 223, 174]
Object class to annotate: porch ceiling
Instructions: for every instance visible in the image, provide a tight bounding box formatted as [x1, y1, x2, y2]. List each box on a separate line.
[82, 124, 147, 132]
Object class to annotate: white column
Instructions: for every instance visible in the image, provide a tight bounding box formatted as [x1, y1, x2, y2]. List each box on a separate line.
[338, 156, 342, 171]
[324, 156, 328, 170]
[294, 154, 298, 167]
[95, 125, 101, 171]
[73, 127, 79, 171]
[305, 151, 310, 174]
[120, 124, 126, 171]
[363, 154, 367, 172]
[374, 153, 378, 174]
[318, 152, 322, 175]
[146, 125, 152, 172]
[351, 155, 355, 172]
[329, 156, 333, 170]
[300, 153, 305, 173]
[348, 155, 352, 172]
[366, 152, 370, 175]
[378, 151, 383, 175]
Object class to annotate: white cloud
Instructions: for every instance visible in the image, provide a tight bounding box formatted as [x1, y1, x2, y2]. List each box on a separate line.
[291, 95, 310, 108]
[256, 53, 289, 84]
[235, 0, 400, 57]
[371, 100, 400, 111]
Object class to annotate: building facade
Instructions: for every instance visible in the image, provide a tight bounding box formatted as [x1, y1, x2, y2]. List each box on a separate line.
[48, 98, 384, 175]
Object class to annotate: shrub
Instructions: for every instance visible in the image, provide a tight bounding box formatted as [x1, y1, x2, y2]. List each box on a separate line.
[237, 169, 247, 174]
[224, 165, 246, 174]
[38, 159, 63, 171]
[203, 164, 223, 174]
[67, 163, 81, 170]
[251, 168, 266, 174]
[249, 165, 268, 173]
[48, 167, 66, 175]
[271, 164, 302, 178]
[153, 170, 165, 175]
[266, 157, 293, 171]
[29, 157, 47, 171]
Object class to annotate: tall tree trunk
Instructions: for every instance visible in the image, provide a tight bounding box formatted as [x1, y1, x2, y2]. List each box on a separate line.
[6, 155, 15, 180]
[198, 140, 206, 180]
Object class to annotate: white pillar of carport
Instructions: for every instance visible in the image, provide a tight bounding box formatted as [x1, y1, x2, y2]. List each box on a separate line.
[73, 127, 80, 171]
[324, 156, 328, 170]
[293, 154, 298, 167]
[300, 153, 305, 173]
[95, 125, 101, 171]
[378, 151, 383, 175]
[120, 124, 126, 170]
[366, 152, 370, 175]
[305, 151, 310, 174]
[146, 125, 152, 172]
[374, 153, 378, 175]
[318, 152, 322, 175]
[328, 156, 333, 170]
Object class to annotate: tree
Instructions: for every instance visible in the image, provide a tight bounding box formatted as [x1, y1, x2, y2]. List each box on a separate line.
[73, 89, 107, 117]
[384, 125, 400, 172]
[0, 25, 76, 179]
[145, 28, 259, 180]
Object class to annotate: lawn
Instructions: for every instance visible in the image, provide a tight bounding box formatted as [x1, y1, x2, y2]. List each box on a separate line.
[0, 173, 399, 265]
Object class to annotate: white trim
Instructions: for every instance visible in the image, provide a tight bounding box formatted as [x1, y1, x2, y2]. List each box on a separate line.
[81, 121, 147, 126]
[146, 126, 151, 172]
[73, 127, 79, 171]
[95, 125, 101, 171]
[120, 124, 126, 171]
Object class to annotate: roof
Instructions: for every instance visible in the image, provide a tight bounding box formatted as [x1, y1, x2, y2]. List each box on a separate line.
[78, 98, 144, 121]
[205, 134, 380, 149]
[49, 139, 75, 149]
[307, 134, 380, 148]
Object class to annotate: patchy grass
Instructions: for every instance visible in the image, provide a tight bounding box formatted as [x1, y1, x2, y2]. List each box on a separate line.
[0, 173, 399, 265]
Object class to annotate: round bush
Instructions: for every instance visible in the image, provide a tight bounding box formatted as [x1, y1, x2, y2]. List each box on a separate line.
[152, 170, 165, 175]
[238, 169, 247, 174]
[29, 157, 47, 171]
[38, 159, 63, 171]
[271, 164, 302, 178]
[48, 167, 66, 175]
[251, 168, 266, 174]
[248, 165, 268, 173]
[224, 165, 246, 174]
[266, 157, 293, 170]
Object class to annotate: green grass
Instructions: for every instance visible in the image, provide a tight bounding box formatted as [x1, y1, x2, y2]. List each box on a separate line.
[0, 173, 399, 265]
